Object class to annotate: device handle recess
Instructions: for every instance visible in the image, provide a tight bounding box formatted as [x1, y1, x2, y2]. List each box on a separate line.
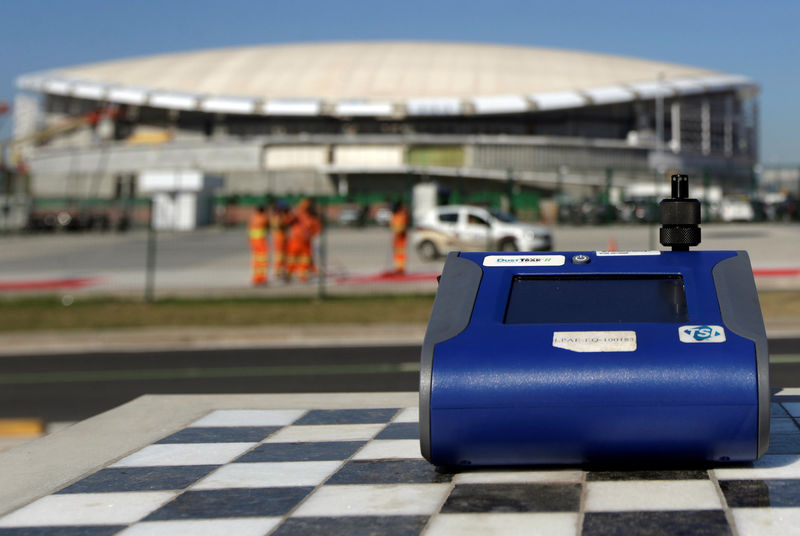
[659, 174, 702, 251]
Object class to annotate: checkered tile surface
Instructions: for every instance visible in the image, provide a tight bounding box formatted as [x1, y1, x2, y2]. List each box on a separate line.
[3, 398, 800, 535]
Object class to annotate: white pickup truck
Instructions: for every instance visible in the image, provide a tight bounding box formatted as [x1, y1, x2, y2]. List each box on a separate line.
[412, 205, 552, 260]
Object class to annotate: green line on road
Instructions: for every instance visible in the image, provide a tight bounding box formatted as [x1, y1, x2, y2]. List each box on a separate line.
[770, 354, 800, 364]
[0, 362, 421, 385]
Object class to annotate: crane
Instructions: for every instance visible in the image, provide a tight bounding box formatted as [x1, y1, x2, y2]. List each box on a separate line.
[0, 103, 124, 231]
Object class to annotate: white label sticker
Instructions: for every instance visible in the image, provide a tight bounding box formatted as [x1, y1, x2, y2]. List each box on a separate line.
[483, 255, 566, 267]
[595, 250, 661, 256]
[679, 325, 726, 343]
[552, 331, 637, 353]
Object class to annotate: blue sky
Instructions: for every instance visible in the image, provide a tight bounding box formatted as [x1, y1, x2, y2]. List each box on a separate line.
[1, 0, 798, 164]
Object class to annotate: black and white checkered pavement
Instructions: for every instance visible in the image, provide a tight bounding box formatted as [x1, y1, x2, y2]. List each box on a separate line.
[2, 397, 800, 535]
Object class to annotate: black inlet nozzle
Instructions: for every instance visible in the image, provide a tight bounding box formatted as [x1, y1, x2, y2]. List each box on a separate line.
[659, 174, 701, 251]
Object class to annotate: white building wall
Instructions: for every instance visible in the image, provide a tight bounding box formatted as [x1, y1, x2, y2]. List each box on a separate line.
[12, 93, 41, 161]
[264, 145, 328, 169]
[333, 145, 404, 167]
[30, 143, 263, 175]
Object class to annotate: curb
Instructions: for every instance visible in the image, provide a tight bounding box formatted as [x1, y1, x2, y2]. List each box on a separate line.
[0, 324, 429, 356]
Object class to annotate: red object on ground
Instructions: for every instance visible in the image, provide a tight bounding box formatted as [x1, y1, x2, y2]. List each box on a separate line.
[0, 277, 101, 292]
[0, 102, 9, 115]
[335, 271, 440, 285]
[753, 268, 800, 277]
[335, 266, 800, 286]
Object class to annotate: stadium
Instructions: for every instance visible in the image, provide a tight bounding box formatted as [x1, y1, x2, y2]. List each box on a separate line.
[9, 41, 759, 228]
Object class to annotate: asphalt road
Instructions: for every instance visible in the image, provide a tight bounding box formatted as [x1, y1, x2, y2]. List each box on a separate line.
[2, 341, 800, 423]
[0, 223, 797, 294]
[0, 345, 420, 422]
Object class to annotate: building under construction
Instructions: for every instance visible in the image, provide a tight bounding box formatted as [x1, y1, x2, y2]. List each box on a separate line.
[7, 41, 760, 229]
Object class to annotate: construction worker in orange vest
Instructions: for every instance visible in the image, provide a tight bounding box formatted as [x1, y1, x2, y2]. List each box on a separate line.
[248, 205, 269, 285]
[287, 198, 321, 282]
[390, 200, 409, 274]
[269, 201, 292, 281]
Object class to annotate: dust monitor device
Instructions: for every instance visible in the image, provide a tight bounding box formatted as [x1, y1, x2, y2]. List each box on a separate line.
[420, 175, 769, 466]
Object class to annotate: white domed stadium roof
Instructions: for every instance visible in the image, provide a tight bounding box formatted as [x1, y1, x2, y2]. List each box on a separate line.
[17, 41, 756, 117]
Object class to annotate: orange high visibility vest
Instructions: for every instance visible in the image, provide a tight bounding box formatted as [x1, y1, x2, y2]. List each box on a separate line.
[248, 212, 268, 240]
[391, 208, 409, 236]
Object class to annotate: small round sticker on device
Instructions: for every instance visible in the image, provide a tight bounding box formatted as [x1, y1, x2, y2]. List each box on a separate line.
[679, 325, 726, 343]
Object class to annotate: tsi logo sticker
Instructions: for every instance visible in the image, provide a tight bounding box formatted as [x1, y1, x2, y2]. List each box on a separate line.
[679, 325, 726, 343]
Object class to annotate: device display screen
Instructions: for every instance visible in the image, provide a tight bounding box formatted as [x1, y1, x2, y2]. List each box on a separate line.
[504, 275, 689, 324]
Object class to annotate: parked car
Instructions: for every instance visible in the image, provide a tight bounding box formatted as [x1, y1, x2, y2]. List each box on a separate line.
[412, 205, 552, 260]
[558, 199, 617, 225]
[336, 205, 367, 227]
[720, 196, 755, 222]
[373, 207, 393, 226]
[617, 198, 660, 224]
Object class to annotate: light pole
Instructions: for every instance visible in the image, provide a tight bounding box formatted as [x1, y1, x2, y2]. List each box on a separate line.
[650, 73, 665, 249]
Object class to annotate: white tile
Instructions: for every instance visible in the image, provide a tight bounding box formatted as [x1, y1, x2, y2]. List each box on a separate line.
[110, 443, 255, 467]
[782, 403, 800, 417]
[0, 492, 174, 527]
[265, 423, 384, 443]
[352, 439, 422, 460]
[426, 513, 578, 536]
[394, 407, 419, 423]
[293, 483, 450, 516]
[585, 481, 722, 512]
[733, 507, 800, 536]
[714, 455, 800, 480]
[188, 409, 305, 427]
[454, 470, 582, 484]
[118, 518, 281, 536]
[191, 461, 341, 489]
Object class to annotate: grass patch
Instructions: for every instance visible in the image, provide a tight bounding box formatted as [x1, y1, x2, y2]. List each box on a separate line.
[0, 290, 797, 333]
[758, 290, 800, 318]
[0, 294, 436, 332]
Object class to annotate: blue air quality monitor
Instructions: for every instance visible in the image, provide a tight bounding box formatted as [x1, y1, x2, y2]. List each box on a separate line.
[420, 175, 769, 466]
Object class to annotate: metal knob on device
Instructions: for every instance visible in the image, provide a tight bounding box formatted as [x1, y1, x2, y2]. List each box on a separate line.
[659, 174, 701, 251]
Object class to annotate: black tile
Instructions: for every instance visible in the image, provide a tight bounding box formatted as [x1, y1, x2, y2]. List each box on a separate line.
[327, 459, 452, 485]
[272, 516, 428, 536]
[582, 510, 731, 536]
[771, 403, 789, 417]
[235, 441, 365, 462]
[144, 487, 313, 520]
[766, 434, 800, 454]
[771, 418, 800, 435]
[720, 479, 800, 507]
[441, 483, 580, 513]
[155, 426, 279, 444]
[0, 528, 126, 536]
[294, 408, 399, 425]
[586, 470, 709, 481]
[375, 423, 419, 440]
[56, 466, 218, 493]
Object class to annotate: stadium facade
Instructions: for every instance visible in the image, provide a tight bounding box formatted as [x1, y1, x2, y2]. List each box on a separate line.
[11, 41, 760, 226]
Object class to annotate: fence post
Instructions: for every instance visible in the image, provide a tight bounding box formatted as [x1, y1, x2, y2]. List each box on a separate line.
[649, 170, 658, 250]
[605, 167, 613, 224]
[144, 197, 157, 302]
[317, 195, 327, 301]
[506, 167, 515, 217]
